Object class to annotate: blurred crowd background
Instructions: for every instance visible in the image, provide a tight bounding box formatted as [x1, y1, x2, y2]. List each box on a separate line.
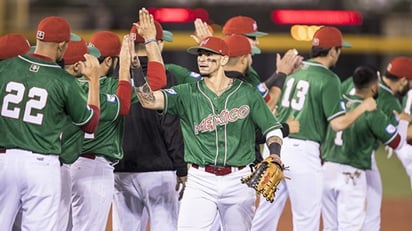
[2, 0, 412, 81]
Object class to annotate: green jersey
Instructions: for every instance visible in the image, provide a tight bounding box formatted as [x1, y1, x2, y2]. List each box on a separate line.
[0, 55, 94, 155]
[276, 60, 346, 142]
[77, 77, 127, 161]
[162, 78, 282, 166]
[322, 94, 398, 170]
[165, 64, 201, 84]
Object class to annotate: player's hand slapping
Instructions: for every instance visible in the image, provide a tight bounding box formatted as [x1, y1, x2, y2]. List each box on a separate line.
[276, 49, 303, 75]
[134, 8, 157, 42]
[119, 35, 132, 70]
[190, 18, 213, 44]
[176, 176, 187, 200]
[79, 54, 100, 82]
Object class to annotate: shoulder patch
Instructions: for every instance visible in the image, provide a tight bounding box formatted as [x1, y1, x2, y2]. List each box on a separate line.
[106, 94, 117, 103]
[164, 88, 177, 95]
[339, 100, 346, 111]
[385, 124, 397, 134]
[189, 71, 201, 79]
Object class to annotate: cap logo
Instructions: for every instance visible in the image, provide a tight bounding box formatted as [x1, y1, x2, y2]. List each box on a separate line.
[313, 38, 320, 46]
[88, 42, 95, 48]
[252, 22, 258, 31]
[200, 38, 210, 47]
[130, 33, 136, 41]
[36, 31, 45, 40]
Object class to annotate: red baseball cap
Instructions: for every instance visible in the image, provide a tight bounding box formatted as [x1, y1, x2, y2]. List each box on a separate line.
[63, 38, 89, 65]
[224, 34, 251, 57]
[36, 16, 77, 43]
[386, 56, 412, 79]
[223, 16, 267, 37]
[0, 33, 30, 60]
[187, 36, 228, 56]
[89, 31, 121, 57]
[130, 21, 164, 43]
[312, 26, 351, 48]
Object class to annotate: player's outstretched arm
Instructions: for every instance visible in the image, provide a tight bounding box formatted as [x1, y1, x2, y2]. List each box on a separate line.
[330, 97, 377, 132]
[117, 34, 133, 115]
[134, 8, 166, 90]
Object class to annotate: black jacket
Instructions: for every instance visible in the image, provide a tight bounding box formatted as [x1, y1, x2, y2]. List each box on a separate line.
[115, 57, 187, 176]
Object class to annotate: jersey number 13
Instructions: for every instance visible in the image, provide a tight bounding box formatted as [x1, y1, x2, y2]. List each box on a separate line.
[281, 78, 310, 111]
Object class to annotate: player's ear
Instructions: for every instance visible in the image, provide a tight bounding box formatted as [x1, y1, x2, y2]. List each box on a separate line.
[221, 55, 229, 66]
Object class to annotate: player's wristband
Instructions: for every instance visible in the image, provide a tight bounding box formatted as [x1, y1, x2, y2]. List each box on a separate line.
[265, 72, 287, 89]
[280, 122, 290, 137]
[268, 142, 282, 157]
[144, 38, 157, 45]
[131, 66, 146, 87]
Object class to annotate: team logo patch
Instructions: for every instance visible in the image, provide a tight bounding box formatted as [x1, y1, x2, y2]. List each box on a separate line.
[189, 72, 201, 79]
[385, 124, 396, 134]
[130, 32, 136, 41]
[36, 31, 45, 40]
[29, 64, 40, 72]
[106, 94, 117, 103]
[164, 89, 177, 95]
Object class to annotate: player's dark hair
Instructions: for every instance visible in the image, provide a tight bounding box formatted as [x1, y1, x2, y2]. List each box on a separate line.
[310, 46, 340, 58]
[353, 65, 379, 90]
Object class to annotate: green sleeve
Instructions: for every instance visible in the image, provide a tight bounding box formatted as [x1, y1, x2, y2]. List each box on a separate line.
[165, 63, 201, 84]
[322, 76, 345, 121]
[246, 67, 261, 87]
[249, 87, 281, 134]
[368, 111, 398, 145]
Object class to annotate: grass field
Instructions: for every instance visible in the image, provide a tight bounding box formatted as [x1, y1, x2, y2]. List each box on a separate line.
[375, 145, 412, 198]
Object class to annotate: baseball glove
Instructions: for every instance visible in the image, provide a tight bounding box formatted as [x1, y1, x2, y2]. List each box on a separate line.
[241, 157, 286, 203]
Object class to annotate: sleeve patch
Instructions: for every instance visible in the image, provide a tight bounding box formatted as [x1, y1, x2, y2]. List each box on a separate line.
[190, 72, 201, 79]
[164, 89, 177, 95]
[106, 94, 117, 103]
[339, 100, 346, 111]
[385, 124, 397, 134]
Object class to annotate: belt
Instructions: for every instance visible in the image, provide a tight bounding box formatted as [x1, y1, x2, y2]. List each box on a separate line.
[191, 164, 245, 176]
[0, 149, 5, 154]
[80, 153, 96, 160]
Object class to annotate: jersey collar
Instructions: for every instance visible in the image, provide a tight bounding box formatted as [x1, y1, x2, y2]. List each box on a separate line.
[379, 81, 394, 95]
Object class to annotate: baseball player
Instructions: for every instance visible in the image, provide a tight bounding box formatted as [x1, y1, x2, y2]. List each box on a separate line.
[67, 31, 135, 231]
[135, 26, 284, 230]
[112, 14, 185, 231]
[340, 56, 412, 231]
[321, 65, 410, 230]
[0, 16, 101, 231]
[264, 26, 377, 231]
[398, 89, 412, 191]
[0, 33, 30, 60]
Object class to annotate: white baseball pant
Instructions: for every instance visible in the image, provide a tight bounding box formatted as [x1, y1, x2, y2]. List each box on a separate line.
[112, 171, 179, 231]
[0, 149, 61, 231]
[322, 161, 367, 231]
[255, 137, 323, 231]
[178, 166, 255, 231]
[69, 156, 115, 231]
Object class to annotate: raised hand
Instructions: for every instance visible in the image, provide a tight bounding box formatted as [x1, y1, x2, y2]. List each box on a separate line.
[190, 18, 213, 44]
[276, 49, 303, 75]
[134, 8, 157, 41]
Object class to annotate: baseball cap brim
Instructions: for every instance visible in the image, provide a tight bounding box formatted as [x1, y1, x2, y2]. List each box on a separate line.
[87, 46, 101, 58]
[251, 46, 261, 55]
[342, 41, 352, 48]
[186, 47, 220, 55]
[70, 33, 81, 42]
[162, 30, 173, 42]
[245, 31, 268, 37]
